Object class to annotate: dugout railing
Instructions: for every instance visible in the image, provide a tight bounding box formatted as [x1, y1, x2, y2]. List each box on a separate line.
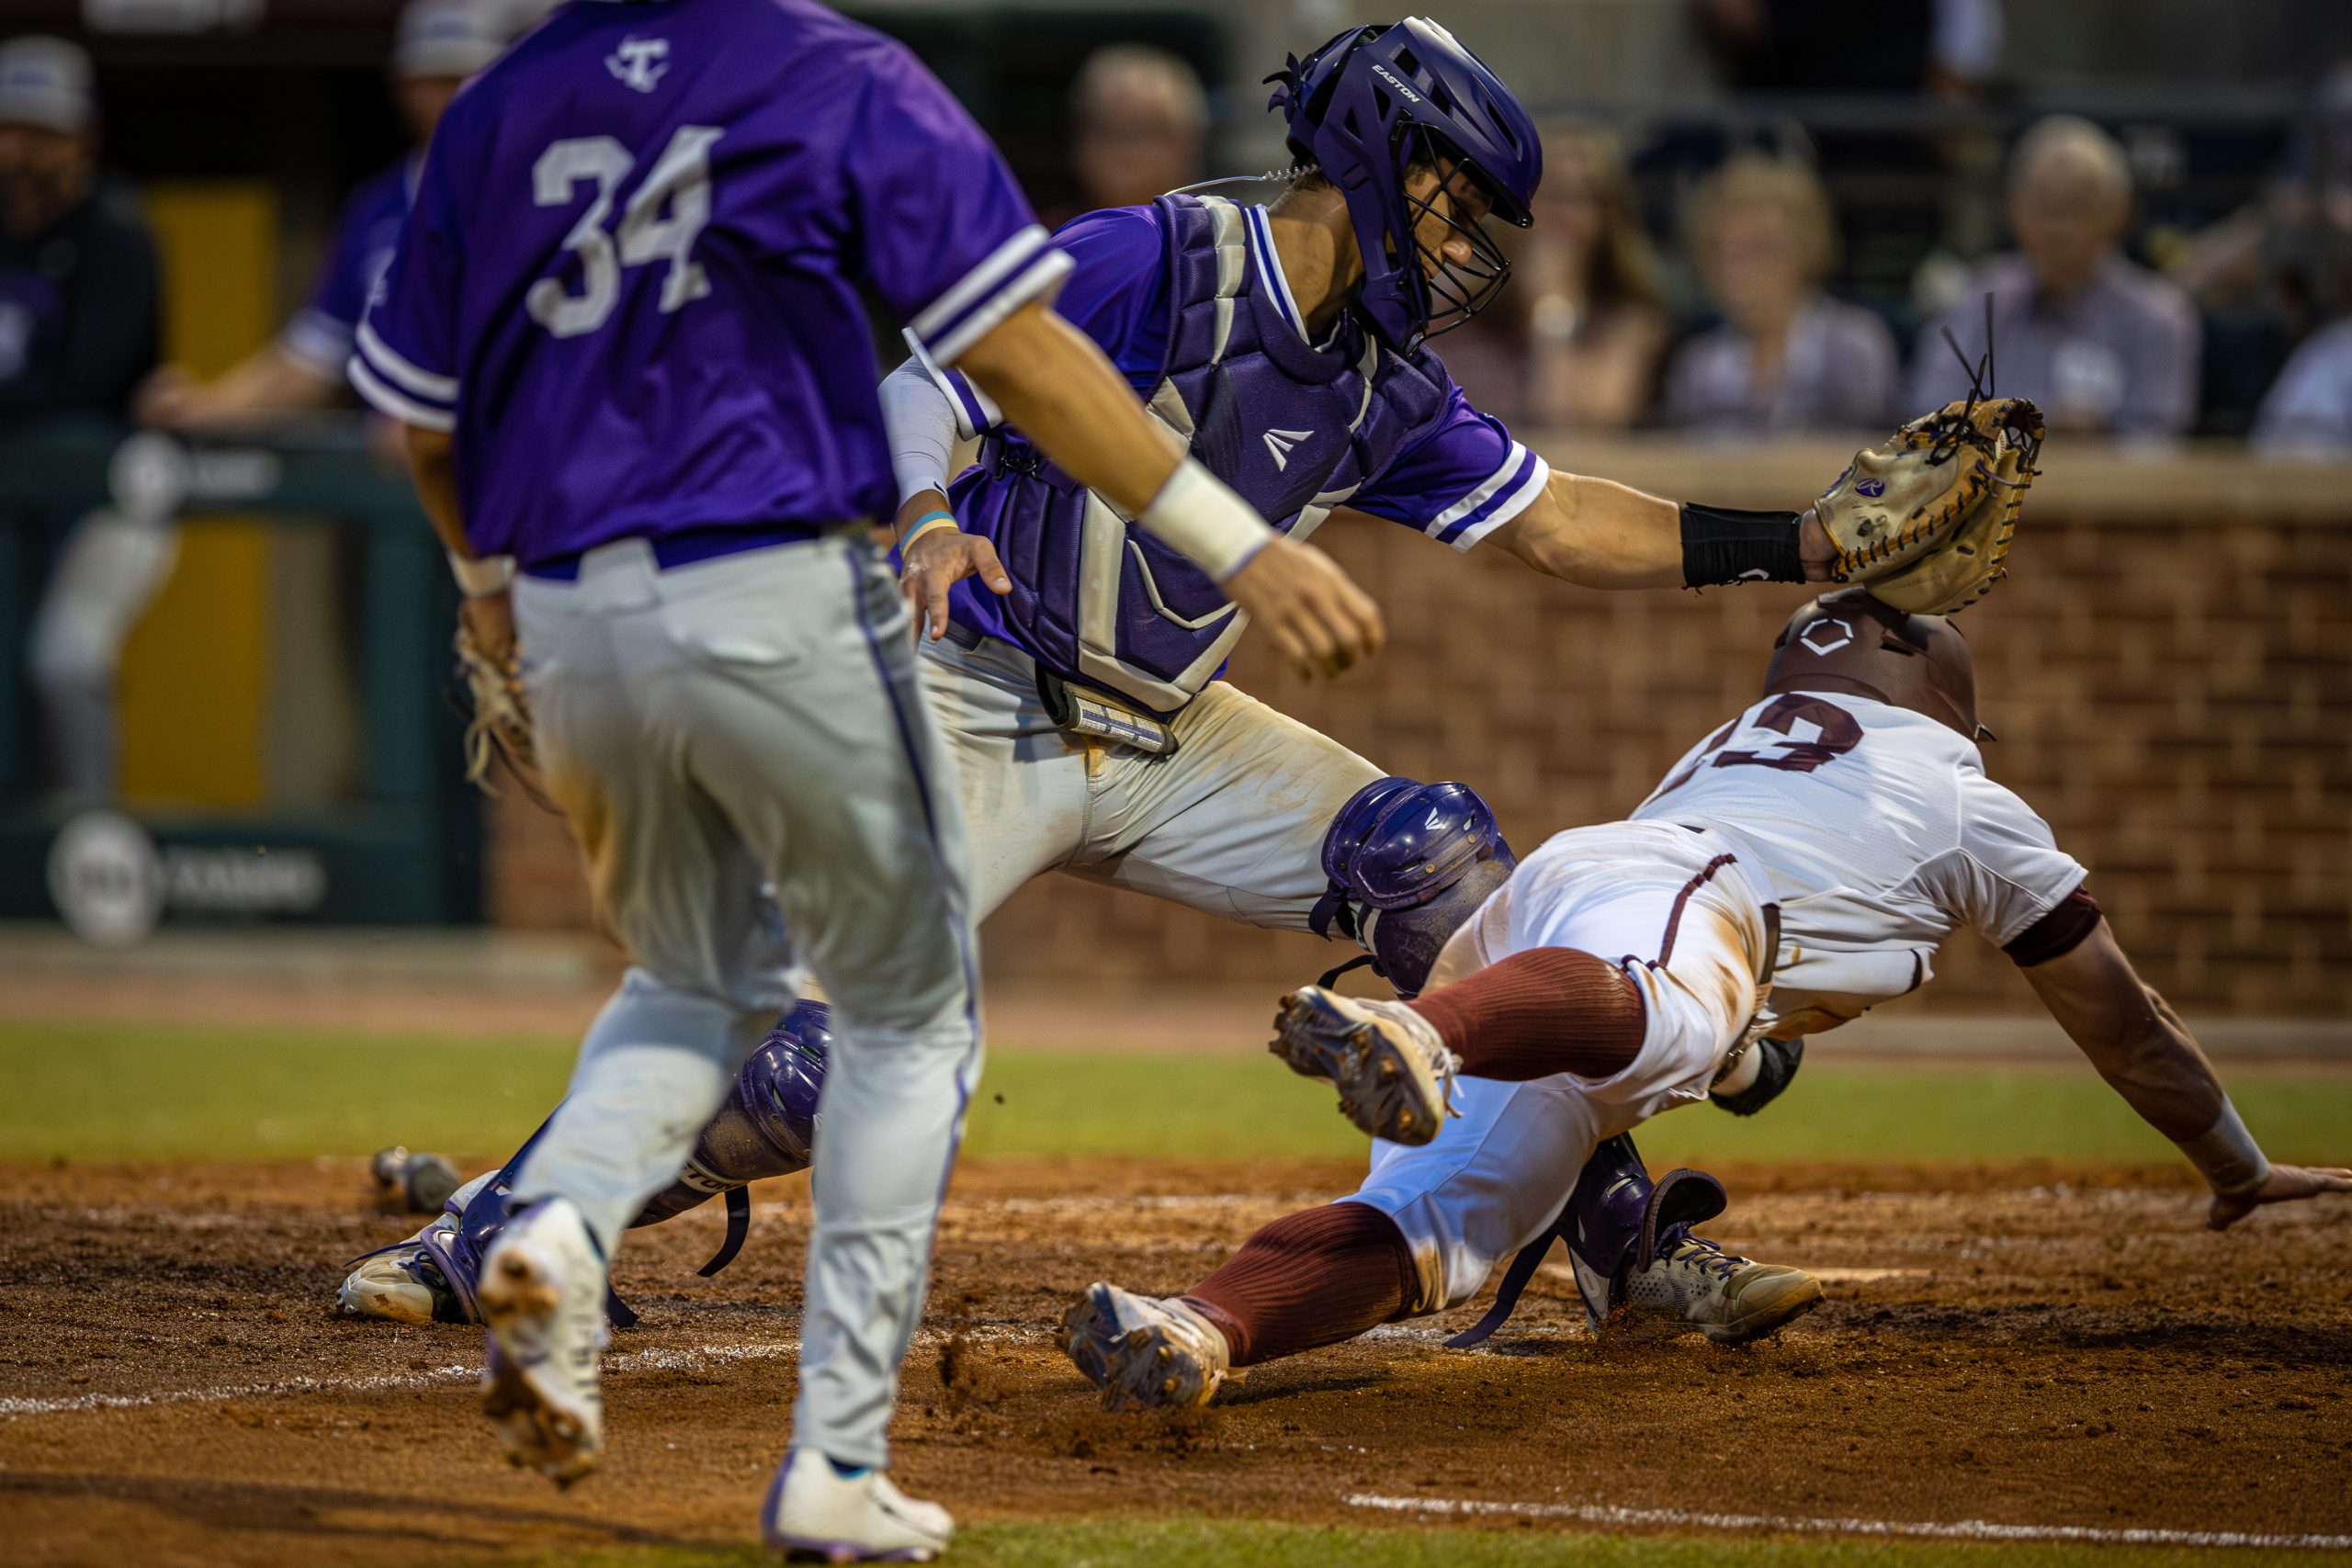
[0, 416, 481, 933]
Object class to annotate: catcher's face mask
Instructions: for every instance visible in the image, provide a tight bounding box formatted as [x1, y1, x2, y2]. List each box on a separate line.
[1762, 589, 1989, 742]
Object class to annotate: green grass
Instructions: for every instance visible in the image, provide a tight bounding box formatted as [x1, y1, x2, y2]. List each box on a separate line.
[485, 1517, 2347, 1568]
[0, 1019, 2345, 1168]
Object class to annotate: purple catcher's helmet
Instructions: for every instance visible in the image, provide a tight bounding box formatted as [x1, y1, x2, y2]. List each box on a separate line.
[1267, 17, 1541, 351]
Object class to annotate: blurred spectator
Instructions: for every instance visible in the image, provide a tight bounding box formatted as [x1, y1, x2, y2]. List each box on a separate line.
[2171, 62, 2352, 338]
[1, 35, 167, 801]
[1663, 154, 1897, 434]
[2251, 320, 2352, 454]
[1456, 123, 1668, 431]
[137, 0, 509, 433]
[0, 36, 156, 427]
[1907, 116, 2199, 435]
[1062, 44, 1207, 216]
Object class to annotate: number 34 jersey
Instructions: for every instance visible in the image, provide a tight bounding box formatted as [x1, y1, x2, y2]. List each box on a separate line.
[1629, 691, 2087, 1032]
[350, 0, 1069, 570]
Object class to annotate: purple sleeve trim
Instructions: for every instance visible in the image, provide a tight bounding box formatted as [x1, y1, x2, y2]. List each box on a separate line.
[1430, 445, 1550, 549]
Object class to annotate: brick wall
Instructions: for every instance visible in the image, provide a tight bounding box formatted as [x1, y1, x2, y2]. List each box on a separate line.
[487, 442, 2352, 1017]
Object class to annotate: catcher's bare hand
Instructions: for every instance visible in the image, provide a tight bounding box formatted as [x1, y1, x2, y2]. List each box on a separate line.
[895, 491, 1009, 641]
[2206, 1163, 2352, 1231]
[1221, 534, 1385, 681]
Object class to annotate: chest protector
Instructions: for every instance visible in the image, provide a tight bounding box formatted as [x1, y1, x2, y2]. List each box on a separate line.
[950, 194, 1451, 713]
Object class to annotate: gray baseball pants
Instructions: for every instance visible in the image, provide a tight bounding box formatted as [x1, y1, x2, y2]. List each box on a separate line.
[506, 531, 980, 1471]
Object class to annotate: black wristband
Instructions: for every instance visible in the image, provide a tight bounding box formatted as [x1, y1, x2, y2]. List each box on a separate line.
[1680, 502, 1806, 588]
[1711, 1034, 1804, 1117]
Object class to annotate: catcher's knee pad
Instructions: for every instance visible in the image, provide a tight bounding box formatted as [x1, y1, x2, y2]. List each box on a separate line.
[1309, 776, 1515, 997]
[621, 1000, 830, 1292]
[635, 999, 829, 1226]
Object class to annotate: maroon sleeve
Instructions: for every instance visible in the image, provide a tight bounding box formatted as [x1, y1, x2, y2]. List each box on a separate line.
[2003, 884, 2102, 967]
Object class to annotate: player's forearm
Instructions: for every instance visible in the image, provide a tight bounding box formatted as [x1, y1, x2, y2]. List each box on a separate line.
[401, 424, 475, 560]
[877, 356, 960, 506]
[1490, 473, 1838, 591]
[1491, 472, 1681, 588]
[2020, 924, 2267, 1190]
[175, 350, 339, 431]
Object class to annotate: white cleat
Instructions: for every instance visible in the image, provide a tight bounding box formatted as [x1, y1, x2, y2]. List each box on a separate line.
[1617, 1236, 1825, 1347]
[1269, 985, 1460, 1145]
[338, 1225, 467, 1325]
[1059, 1281, 1230, 1412]
[763, 1450, 954, 1562]
[478, 1197, 608, 1486]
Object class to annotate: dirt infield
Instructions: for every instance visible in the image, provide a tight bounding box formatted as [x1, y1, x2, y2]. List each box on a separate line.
[2, 1156, 2348, 1566]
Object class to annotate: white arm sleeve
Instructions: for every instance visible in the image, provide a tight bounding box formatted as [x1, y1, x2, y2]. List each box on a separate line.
[877, 355, 960, 507]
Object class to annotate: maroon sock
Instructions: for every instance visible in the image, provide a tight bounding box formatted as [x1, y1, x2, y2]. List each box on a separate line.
[1182, 1202, 1414, 1367]
[1406, 946, 1646, 1081]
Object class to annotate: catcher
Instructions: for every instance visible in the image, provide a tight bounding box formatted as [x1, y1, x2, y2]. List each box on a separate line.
[1062, 589, 2352, 1409]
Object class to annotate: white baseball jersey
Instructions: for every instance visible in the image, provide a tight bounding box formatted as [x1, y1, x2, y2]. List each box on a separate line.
[1631, 689, 2087, 1034]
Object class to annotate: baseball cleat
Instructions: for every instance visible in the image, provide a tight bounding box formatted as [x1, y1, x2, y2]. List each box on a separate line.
[763, 1450, 953, 1562]
[339, 1224, 469, 1325]
[478, 1197, 608, 1486]
[1059, 1281, 1229, 1412]
[1616, 1236, 1824, 1347]
[338, 1169, 499, 1325]
[1269, 985, 1460, 1145]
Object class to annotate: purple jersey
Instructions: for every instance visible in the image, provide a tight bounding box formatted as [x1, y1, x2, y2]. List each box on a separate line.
[920, 197, 1545, 709]
[351, 0, 1068, 570]
[283, 160, 413, 383]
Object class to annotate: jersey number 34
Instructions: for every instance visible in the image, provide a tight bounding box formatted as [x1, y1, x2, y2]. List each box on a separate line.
[526, 126, 723, 338]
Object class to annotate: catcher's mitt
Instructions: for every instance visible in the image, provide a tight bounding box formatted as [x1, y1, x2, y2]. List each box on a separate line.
[1813, 396, 2043, 615]
[453, 620, 541, 797]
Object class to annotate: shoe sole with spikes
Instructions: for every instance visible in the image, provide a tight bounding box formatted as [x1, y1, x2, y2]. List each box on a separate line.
[478, 1205, 605, 1487]
[1059, 1282, 1225, 1412]
[1269, 987, 1451, 1146]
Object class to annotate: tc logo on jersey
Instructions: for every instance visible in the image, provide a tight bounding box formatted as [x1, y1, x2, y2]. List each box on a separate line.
[607, 37, 670, 93]
[1261, 427, 1313, 470]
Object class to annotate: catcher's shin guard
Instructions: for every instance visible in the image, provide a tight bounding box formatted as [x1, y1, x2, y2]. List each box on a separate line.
[628, 1000, 829, 1281]
[339, 1002, 831, 1329]
[1310, 776, 1517, 997]
[1446, 1134, 1727, 1348]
